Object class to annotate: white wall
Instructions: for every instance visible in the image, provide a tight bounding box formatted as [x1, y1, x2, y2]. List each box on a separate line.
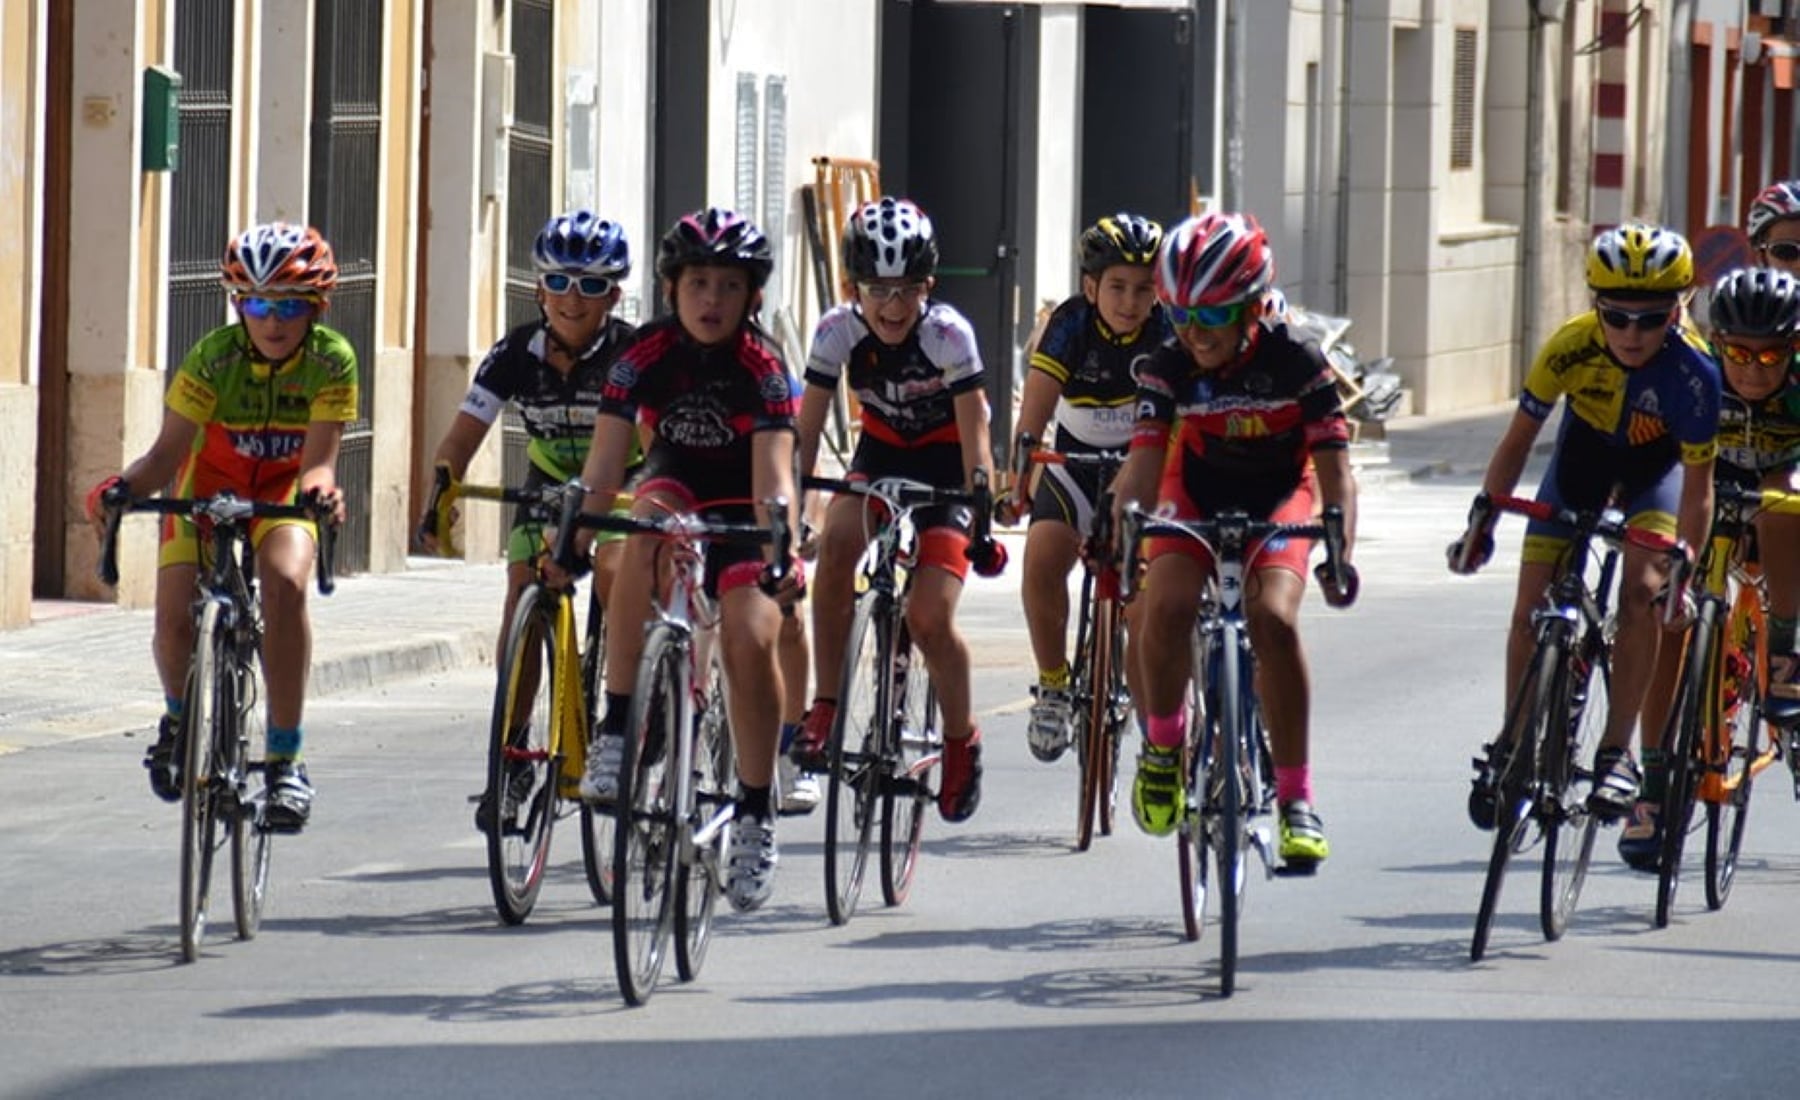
[1034, 5, 1082, 309]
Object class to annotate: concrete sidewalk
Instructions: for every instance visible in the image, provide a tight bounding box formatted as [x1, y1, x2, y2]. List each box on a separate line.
[0, 404, 1520, 754]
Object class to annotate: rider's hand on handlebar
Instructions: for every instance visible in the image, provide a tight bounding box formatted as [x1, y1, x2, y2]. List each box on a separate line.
[1446, 492, 1497, 576]
[966, 536, 1009, 578]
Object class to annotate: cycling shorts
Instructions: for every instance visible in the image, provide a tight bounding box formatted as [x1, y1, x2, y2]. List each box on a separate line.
[848, 434, 972, 581]
[1029, 458, 1104, 535]
[158, 512, 311, 570]
[1521, 445, 1679, 567]
[506, 463, 639, 565]
[631, 476, 766, 601]
[1145, 463, 1317, 578]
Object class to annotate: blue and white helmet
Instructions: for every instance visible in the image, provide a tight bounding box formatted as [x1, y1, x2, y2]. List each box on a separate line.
[532, 209, 631, 278]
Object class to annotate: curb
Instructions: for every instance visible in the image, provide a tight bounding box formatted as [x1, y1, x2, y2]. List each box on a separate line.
[307, 627, 495, 698]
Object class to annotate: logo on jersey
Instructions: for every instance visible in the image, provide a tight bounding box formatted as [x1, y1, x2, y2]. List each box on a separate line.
[1224, 412, 1270, 439]
[607, 362, 638, 390]
[760, 371, 794, 406]
[658, 402, 736, 449]
[229, 429, 305, 461]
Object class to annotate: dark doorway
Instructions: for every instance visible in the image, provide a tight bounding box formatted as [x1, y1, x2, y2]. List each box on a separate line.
[878, 1, 1039, 460]
[650, 0, 710, 315]
[33, 0, 73, 596]
[1081, 4, 1211, 231]
[166, 0, 236, 379]
[310, 0, 384, 573]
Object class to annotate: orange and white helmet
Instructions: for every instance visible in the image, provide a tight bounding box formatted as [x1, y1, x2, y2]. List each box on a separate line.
[220, 222, 338, 296]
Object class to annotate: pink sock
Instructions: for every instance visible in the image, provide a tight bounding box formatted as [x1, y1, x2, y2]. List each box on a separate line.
[1276, 765, 1312, 805]
[1145, 709, 1186, 750]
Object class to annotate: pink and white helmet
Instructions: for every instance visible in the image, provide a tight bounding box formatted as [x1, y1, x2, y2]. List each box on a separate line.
[1747, 180, 1800, 244]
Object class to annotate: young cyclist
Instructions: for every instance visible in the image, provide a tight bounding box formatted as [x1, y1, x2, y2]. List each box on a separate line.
[413, 209, 636, 832]
[570, 207, 802, 912]
[87, 222, 354, 831]
[1453, 223, 1720, 848]
[1111, 211, 1357, 869]
[792, 196, 1007, 824]
[1746, 180, 1800, 278]
[1001, 213, 1170, 762]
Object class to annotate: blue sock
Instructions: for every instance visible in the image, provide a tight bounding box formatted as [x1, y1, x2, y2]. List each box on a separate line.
[267, 726, 303, 760]
[165, 696, 184, 720]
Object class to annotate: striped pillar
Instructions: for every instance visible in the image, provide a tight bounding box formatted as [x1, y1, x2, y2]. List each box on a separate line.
[1589, 0, 1632, 235]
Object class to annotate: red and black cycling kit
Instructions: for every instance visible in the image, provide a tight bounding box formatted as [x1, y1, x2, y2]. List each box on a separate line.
[1132, 319, 1350, 574]
[597, 314, 798, 594]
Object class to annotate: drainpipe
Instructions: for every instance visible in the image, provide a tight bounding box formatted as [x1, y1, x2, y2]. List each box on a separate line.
[1518, 2, 1547, 386]
[1334, 0, 1353, 313]
[410, 0, 435, 524]
[1223, 0, 1244, 209]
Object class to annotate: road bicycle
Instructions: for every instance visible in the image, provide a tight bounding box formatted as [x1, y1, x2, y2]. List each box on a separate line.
[1121, 502, 1356, 996]
[426, 472, 617, 924]
[1012, 444, 1130, 850]
[557, 496, 792, 1006]
[1459, 495, 1676, 961]
[99, 488, 338, 963]
[1652, 480, 1800, 926]
[804, 470, 998, 925]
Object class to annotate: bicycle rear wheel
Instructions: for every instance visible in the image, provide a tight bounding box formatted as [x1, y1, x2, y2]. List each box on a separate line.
[1178, 631, 1207, 942]
[676, 655, 730, 982]
[579, 588, 614, 907]
[1657, 604, 1719, 928]
[1706, 583, 1766, 910]
[881, 625, 935, 907]
[1471, 634, 1556, 962]
[1541, 644, 1606, 941]
[613, 625, 681, 1006]
[179, 601, 228, 963]
[230, 647, 272, 940]
[825, 596, 884, 925]
[485, 591, 559, 925]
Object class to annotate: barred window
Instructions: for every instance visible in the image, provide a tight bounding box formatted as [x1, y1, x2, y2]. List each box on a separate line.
[1451, 27, 1477, 170]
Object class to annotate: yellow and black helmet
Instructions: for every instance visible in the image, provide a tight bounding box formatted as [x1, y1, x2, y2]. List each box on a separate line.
[1586, 222, 1693, 294]
[1079, 213, 1164, 276]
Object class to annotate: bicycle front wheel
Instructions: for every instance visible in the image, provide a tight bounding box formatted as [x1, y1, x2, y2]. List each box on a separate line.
[1076, 591, 1117, 852]
[825, 596, 884, 925]
[179, 600, 228, 963]
[230, 646, 272, 940]
[485, 590, 559, 925]
[1472, 632, 1558, 962]
[1706, 581, 1766, 910]
[1541, 643, 1606, 941]
[881, 623, 935, 907]
[1213, 626, 1247, 997]
[1178, 630, 1207, 942]
[676, 655, 730, 982]
[613, 625, 682, 1006]
[579, 587, 614, 907]
[1657, 603, 1720, 928]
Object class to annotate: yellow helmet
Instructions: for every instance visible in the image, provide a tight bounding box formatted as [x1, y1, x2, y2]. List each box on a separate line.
[1586, 222, 1693, 293]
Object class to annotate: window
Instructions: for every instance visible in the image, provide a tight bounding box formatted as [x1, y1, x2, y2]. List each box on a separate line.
[1451, 27, 1477, 170]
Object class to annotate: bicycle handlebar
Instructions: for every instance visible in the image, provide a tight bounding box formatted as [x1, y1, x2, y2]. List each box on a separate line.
[98, 488, 340, 596]
[1118, 502, 1358, 608]
[801, 469, 999, 568]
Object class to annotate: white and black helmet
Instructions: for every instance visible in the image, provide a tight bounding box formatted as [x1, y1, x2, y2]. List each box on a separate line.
[843, 197, 938, 282]
[1710, 266, 1800, 338]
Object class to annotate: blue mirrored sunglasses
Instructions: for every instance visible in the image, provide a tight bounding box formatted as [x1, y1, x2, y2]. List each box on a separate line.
[540, 272, 616, 298]
[235, 296, 317, 322]
[1165, 301, 1245, 329]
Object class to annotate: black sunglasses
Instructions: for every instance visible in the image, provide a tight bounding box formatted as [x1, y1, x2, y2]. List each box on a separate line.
[1596, 304, 1674, 332]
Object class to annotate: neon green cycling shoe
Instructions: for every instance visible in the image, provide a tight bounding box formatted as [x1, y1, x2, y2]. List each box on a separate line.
[1278, 799, 1330, 867]
[1132, 742, 1184, 837]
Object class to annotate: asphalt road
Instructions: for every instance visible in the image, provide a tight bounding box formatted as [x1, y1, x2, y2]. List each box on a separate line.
[5, 472, 1800, 1099]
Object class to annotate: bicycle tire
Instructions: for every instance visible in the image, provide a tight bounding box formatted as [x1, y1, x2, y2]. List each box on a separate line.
[676, 655, 730, 982]
[579, 588, 614, 907]
[179, 600, 227, 963]
[1657, 602, 1719, 928]
[1097, 601, 1128, 839]
[613, 624, 681, 1006]
[230, 644, 272, 940]
[1178, 630, 1208, 942]
[1076, 584, 1109, 852]
[1214, 624, 1246, 997]
[485, 591, 559, 925]
[1471, 635, 1556, 961]
[1540, 643, 1606, 941]
[825, 596, 884, 925]
[1706, 581, 1766, 910]
[881, 624, 935, 907]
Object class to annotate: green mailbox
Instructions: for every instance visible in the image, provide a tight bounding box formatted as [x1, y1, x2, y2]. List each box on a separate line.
[142, 66, 182, 172]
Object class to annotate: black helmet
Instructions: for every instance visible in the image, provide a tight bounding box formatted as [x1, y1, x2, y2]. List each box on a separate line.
[656, 207, 774, 289]
[842, 197, 938, 282]
[1079, 213, 1163, 276]
[1710, 266, 1800, 338]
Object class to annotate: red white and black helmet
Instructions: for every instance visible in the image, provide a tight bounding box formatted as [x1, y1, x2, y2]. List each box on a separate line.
[1154, 212, 1273, 309]
[220, 222, 338, 296]
[655, 206, 774, 289]
[1748, 180, 1800, 244]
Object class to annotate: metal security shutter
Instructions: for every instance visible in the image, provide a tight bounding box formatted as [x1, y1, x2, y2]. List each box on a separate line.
[501, 0, 555, 543]
[165, 0, 235, 377]
[310, 0, 384, 573]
